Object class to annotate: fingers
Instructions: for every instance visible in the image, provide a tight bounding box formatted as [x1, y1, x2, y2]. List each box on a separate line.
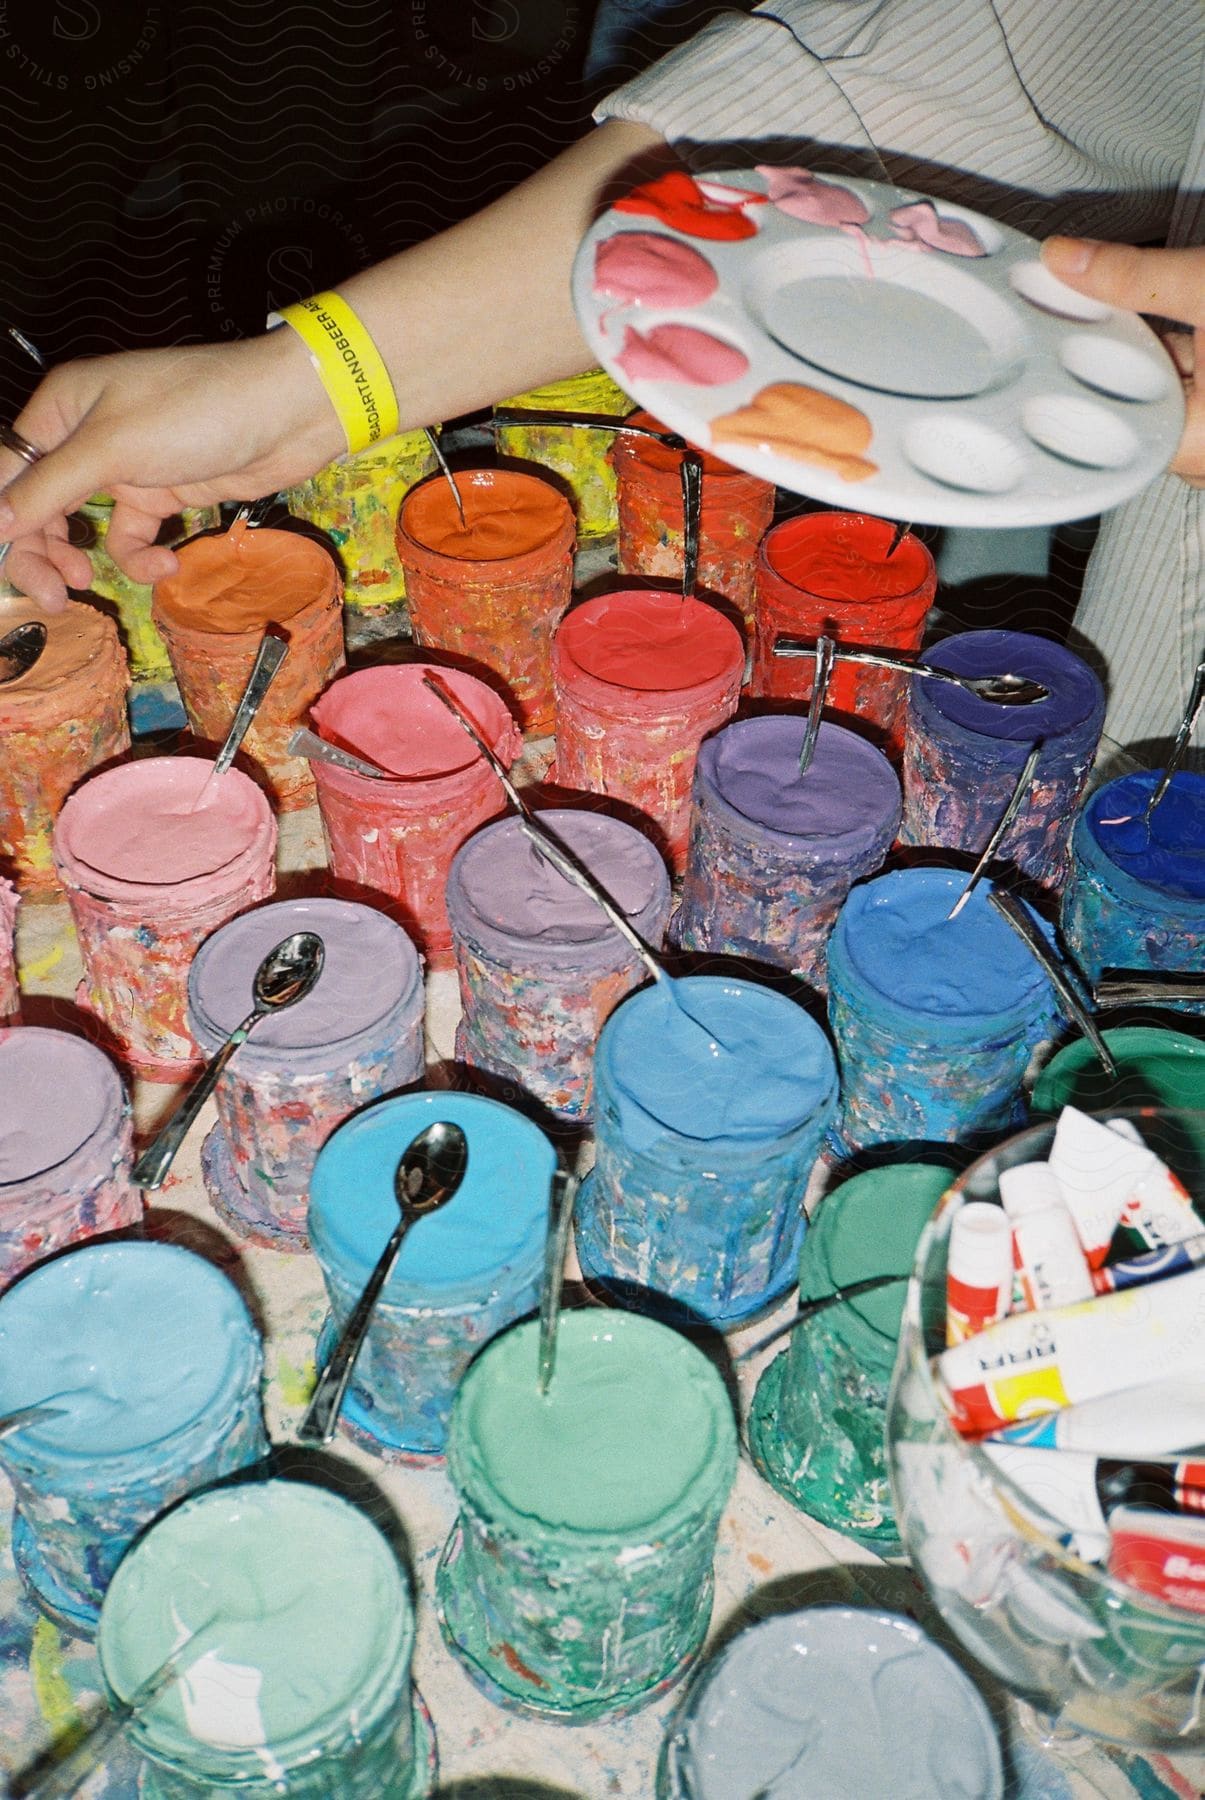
[105, 495, 182, 585]
[4, 536, 72, 612]
[1041, 238, 1205, 332]
[1169, 324, 1205, 488]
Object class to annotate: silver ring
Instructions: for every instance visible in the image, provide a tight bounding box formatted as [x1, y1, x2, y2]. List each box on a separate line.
[0, 421, 43, 467]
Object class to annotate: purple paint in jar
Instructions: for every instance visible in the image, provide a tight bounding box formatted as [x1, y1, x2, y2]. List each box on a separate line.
[446, 808, 671, 1121]
[0, 1026, 140, 1289]
[675, 717, 900, 985]
[188, 897, 425, 1250]
[900, 630, 1104, 890]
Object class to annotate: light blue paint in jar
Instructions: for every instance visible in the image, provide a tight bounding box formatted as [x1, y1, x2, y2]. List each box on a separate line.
[826, 868, 1060, 1156]
[0, 1241, 266, 1636]
[575, 976, 838, 1329]
[307, 1090, 555, 1461]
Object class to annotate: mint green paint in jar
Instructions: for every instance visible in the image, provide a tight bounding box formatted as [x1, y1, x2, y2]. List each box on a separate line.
[97, 1480, 435, 1799]
[1032, 1025, 1205, 1178]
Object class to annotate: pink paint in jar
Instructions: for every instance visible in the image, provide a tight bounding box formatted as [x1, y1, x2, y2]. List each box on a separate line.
[0, 1026, 140, 1289]
[53, 756, 277, 1081]
[188, 896, 425, 1250]
[551, 590, 744, 873]
[308, 663, 521, 966]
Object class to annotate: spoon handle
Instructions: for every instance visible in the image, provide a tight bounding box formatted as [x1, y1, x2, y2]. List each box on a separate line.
[987, 890, 1119, 1079]
[211, 632, 289, 780]
[1141, 656, 1205, 823]
[299, 1217, 409, 1444]
[946, 742, 1042, 919]
[537, 1170, 578, 1396]
[680, 452, 702, 598]
[288, 726, 390, 781]
[490, 407, 689, 450]
[17, 1652, 181, 1799]
[132, 1012, 258, 1190]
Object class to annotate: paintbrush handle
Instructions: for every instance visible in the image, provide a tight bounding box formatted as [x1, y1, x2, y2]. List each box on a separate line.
[210, 632, 289, 780]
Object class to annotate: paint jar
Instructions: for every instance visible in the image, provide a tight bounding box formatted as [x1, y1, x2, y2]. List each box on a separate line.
[576, 975, 838, 1329]
[1061, 771, 1205, 1005]
[0, 1241, 267, 1636]
[78, 497, 221, 682]
[0, 596, 130, 893]
[675, 716, 901, 985]
[0, 1027, 140, 1289]
[189, 897, 424, 1251]
[151, 522, 345, 810]
[611, 409, 775, 639]
[308, 1091, 554, 1461]
[748, 1162, 953, 1549]
[437, 1309, 738, 1719]
[825, 868, 1059, 1156]
[98, 1480, 435, 1800]
[53, 756, 277, 1080]
[308, 664, 521, 965]
[283, 428, 438, 620]
[446, 808, 671, 1120]
[751, 511, 937, 750]
[494, 368, 631, 541]
[658, 1609, 1002, 1800]
[1032, 1025, 1205, 1177]
[901, 630, 1105, 890]
[396, 468, 575, 733]
[552, 589, 744, 874]
[0, 875, 18, 1024]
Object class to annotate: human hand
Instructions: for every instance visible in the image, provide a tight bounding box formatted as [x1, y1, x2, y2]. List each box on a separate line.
[0, 330, 345, 609]
[1040, 238, 1205, 488]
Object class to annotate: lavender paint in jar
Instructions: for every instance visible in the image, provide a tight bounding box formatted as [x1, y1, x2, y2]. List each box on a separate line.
[1061, 771, 1205, 1009]
[576, 976, 838, 1330]
[447, 808, 671, 1121]
[0, 1241, 267, 1636]
[826, 868, 1060, 1156]
[675, 718, 901, 985]
[308, 1090, 554, 1461]
[901, 630, 1105, 891]
[0, 1026, 140, 1289]
[188, 897, 425, 1250]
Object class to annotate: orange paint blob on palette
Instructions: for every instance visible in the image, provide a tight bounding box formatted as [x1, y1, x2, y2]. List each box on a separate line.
[613, 171, 761, 241]
[710, 383, 878, 481]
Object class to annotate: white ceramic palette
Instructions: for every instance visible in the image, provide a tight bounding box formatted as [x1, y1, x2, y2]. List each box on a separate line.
[572, 168, 1184, 526]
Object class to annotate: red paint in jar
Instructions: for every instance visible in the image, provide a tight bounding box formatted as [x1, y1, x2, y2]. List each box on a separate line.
[552, 589, 744, 873]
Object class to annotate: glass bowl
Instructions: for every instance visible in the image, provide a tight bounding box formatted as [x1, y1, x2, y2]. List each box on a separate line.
[888, 1108, 1205, 1750]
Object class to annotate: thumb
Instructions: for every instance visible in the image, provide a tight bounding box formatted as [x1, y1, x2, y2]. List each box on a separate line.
[1041, 237, 1205, 332]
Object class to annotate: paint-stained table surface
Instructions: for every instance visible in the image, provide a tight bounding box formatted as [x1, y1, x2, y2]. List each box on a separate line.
[4, 797, 1205, 1800]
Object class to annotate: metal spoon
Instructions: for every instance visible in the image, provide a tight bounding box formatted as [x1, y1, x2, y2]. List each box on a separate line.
[798, 634, 836, 775]
[987, 889, 1119, 1078]
[132, 931, 324, 1190]
[537, 1169, 578, 1396]
[491, 406, 689, 452]
[288, 726, 391, 781]
[1094, 968, 1205, 1007]
[423, 426, 467, 528]
[680, 451, 702, 599]
[204, 629, 289, 786]
[14, 1646, 185, 1800]
[946, 742, 1042, 920]
[1139, 655, 1205, 824]
[0, 619, 47, 684]
[0, 1402, 66, 1441]
[774, 639, 1050, 707]
[299, 1120, 469, 1444]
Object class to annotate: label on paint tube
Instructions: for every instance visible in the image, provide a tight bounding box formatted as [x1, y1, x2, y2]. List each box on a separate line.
[1108, 1508, 1205, 1613]
[1049, 1107, 1198, 1264]
[1094, 1232, 1205, 1296]
[989, 1379, 1205, 1457]
[946, 1201, 1013, 1345]
[937, 1264, 1205, 1434]
[1001, 1163, 1093, 1312]
[985, 1446, 1205, 1563]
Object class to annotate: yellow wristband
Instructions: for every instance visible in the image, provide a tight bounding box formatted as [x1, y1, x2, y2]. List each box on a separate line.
[269, 291, 399, 454]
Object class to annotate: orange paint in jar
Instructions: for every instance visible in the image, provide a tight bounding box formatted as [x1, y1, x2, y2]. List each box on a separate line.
[397, 469, 574, 735]
[610, 410, 775, 642]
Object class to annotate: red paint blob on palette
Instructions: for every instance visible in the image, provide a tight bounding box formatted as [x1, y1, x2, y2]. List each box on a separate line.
[613, 170, 760, 241]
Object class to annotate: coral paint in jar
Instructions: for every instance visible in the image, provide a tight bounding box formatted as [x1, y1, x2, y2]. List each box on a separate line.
[397, 468, 574, 733]
[495, 368, 632, 541]
[552, 589, 744, 873]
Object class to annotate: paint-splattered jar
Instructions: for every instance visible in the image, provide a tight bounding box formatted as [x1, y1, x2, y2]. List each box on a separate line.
[396, 468, 575, 733]
[748, 1162, 953, 1549]
[1061, 771, 1205, 1006]
[152, 522, 345, 809]
[0, 596, 130, 893]
[53, 756, 277, 1080]
[1032, 1025, 1205, 1174]
[308, 663, 521, 965]
[611, 410, 774, 640]
[751, 512, 936, 751]
[577, 976, 838, 1329]
[308, 1091, 554, 1462]
[495, 368, 631, 541]
[437, 1310, 738, 1719]
[0, 1027, 140, 1289]
[283, 428, 438, 618]
[97, 1480, 435, 1799]
[79, 496, 220, 683]
[826, 868, 1059, 1156]
[552, 590, 745, 875]
[901, 630, 1105, 890]
[0, 874, 18, 1024]
[0, 1241, 267, 1636]
[446, 808, 671, 1120]
[189, 897, 424, 1251]
[675, 717, 901, 985]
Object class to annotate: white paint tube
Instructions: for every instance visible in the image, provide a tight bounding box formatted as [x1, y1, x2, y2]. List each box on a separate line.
[1000, 1161, 1093, 1312]
[1049, 1106, 1198, 1265]
[945, 1201, 1013, 1345]
[984, 1445, 1205, 1563]
[988, 1379, 1205, 1457]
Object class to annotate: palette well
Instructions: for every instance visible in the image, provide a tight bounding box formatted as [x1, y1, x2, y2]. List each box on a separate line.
[573, 168, 1185, 526]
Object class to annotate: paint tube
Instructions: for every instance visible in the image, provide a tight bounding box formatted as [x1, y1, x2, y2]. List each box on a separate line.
[1093, 1231, 1205, 1296]
[1049, 1107, 1198, 1263]
[945, 1201, 1012, 1345]
[988, 1379, 1205, 1457]
[1108, 1508, 1205, 1613]
[984, 1444, 1205, 1562]
[937, 1264, 1205, 1435]
[999, 1161, 1093, 1312]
